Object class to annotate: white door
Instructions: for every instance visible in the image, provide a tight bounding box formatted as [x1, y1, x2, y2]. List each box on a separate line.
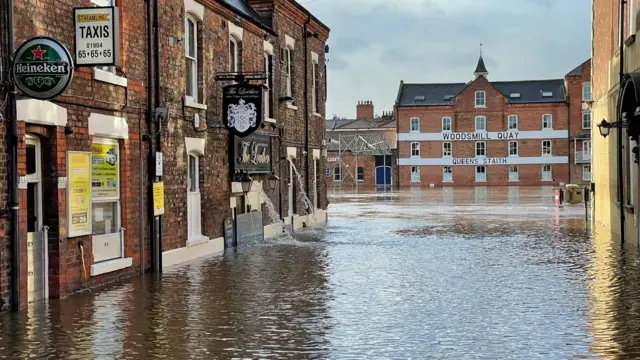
[288, 161, 294, 217]
[187, 154, 203, 241]
[313, 159, 318, 209]
[26, 135, 47, 303]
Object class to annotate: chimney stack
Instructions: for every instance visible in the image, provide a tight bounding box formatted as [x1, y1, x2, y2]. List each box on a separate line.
[356, 100, 374, 119]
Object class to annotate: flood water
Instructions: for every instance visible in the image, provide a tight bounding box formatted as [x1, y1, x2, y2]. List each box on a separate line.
[2, 187, 640, 359]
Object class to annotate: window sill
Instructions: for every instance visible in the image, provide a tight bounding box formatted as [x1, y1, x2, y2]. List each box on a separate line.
[626, 34, 636, 46]
[475, 105, 486, 109]
[624, 205, 635, 214]
[410, 131, 420, 133]
[410, 181, 421, 183]
[93, 68, 128, 87]
[312, 112, 323, 118]
[90, 257, 132, 277]
[286, 104, 298, 110]
[541, 179, 553, 182]
[542, 128, 553, 131]
[185, 97, 208, 110]
[410, 156, 421, 159]
[187, 236, 210, 247]
[508, 155, 519, 158]
[475, 180, 487, 183]
[264, 117, 277, 124]
[443, 180, 453, 183]
[508, 180, 519, 182]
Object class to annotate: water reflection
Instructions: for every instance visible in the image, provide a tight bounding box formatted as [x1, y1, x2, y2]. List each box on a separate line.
[2, 187, 640, 358]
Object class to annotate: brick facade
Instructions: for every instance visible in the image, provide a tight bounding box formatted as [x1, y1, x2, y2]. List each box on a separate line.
[396, 58, 591, 188]
[0, 0, 329, 310]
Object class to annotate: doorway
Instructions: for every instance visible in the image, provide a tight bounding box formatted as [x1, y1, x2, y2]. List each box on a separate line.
[26, 135, 48, 303]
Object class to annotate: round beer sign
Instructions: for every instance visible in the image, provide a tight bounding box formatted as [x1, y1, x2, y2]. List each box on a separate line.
[12, 37, 74, 100]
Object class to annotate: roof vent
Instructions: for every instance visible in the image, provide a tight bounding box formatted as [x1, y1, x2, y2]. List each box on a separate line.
[444, 95, 454, 100]
[542, 91, 553, 97]
[510, 93, 521, 98]
[414, 95, 426, 101]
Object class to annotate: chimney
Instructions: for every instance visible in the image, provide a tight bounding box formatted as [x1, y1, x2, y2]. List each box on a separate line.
[356, 100, 374, 119]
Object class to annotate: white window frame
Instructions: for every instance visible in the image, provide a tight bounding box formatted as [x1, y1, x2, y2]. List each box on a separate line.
[264, 52, 273, 121]
[475, 116, 486, 132]
[285, 47, 293, 97]
[631, 0, 637, 37]
[582, 111, 591, 129]
[184, 14, 198, 102]
[411, 142, 420, 157]
[410, 117, 420, 132]
[312, 60, 318, 114]
[542, 165, 552, 181]
[475, 91, 486, 108]
[334, 167, 341, 182]
[542, 114, 553, 130]
[508, 115, 518, 131]
[411, 166, 421, 183]
[229, 36, 239, 72]
[442, 117, 452, 132]
[187, 153, 199, 193]
[583, 165, 591, 181]
[508, 166, 519, 182]
[582, 82, 592, 102]
[508, 141, 518, 156]
[356, 167, 364, 182]
[475, 141, 486, 157]
[443, 166, 453, 182]
[443, 142, 452, 157]
[583, 140, 591, 156]
[542, 140, 552, 156]
[475, 166, 487, 182]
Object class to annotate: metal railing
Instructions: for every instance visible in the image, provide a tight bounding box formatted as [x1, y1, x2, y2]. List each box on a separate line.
[575, 152, 591, 164]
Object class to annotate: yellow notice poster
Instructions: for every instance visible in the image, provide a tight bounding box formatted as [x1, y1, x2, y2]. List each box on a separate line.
[91, 143, 119, 198]
[153, 182, 165, 216]
[67, 151, 91, 237]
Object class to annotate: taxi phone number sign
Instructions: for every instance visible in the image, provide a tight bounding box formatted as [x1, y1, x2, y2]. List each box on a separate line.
[73, 6, 120, 67]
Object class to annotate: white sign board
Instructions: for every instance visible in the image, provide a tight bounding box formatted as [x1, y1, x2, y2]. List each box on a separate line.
[155, 152, 163, 177]
[73, 7, 120, 66]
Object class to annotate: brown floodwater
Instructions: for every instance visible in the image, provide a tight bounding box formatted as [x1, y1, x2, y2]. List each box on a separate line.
[1, 186, 640, 359]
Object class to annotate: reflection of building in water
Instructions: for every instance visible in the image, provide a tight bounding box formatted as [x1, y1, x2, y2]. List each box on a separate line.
[474, 187, 488, 203]
[90, 285, 130, 359]
[508, 186, 520, 205]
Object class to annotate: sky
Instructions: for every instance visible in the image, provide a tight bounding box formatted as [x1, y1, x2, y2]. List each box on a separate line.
[302, 0, 591, 119]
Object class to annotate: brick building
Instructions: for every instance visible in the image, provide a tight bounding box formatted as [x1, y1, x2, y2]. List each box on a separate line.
[325, 101, 397, 189]
[0, 0, 329, 311]
[395, 55, 591, 187]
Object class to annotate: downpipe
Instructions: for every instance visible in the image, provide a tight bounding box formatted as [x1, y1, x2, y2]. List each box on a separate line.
[153, 0, 163, 272]
[618, 0, 626, 245]
[303, 15, 311, 207]
[145, 0, 157, 273]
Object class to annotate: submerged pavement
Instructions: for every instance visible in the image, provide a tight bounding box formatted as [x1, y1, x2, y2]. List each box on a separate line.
[1, 186, 640, 359]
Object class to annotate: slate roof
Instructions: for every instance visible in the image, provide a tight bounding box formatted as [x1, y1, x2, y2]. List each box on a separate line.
[566, 59, 591, 77]
[397, 79, 566, 107]
[221, 0, 275, 34]
[325, 117, 396, 130]
[326, 119, 353, 130]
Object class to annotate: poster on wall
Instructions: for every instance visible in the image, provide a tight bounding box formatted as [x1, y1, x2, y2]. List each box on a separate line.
[67, 151, 91, 237]
[91, 143, 119, 198]
[153, 182, 165, 216]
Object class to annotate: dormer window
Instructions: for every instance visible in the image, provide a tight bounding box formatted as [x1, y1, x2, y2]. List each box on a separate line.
[444, 95, 454, 100]
[475, 91, 486, 108]
[510, 93, 521, 98]
[542, 91, 553, 97]
[414, 95, 425, 101]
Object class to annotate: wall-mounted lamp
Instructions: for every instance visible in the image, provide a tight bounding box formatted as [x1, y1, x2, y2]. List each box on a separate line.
[267, 173, 280, 191]
[233, 171, 253, 194]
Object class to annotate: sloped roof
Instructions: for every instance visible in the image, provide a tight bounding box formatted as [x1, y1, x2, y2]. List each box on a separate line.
[326, 119, 353, 130]
[221, 0, 275, 34]
[566, 58, 591, 77]
[474, 56, 488, 74]
[397, 79, 566, 106]
[379, 120, 397, 128]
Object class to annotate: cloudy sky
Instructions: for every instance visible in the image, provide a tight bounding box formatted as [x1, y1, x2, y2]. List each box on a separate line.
[302, 0, 591, 119]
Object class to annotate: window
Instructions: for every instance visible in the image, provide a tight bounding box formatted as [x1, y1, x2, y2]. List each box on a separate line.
[508, 115, 518, 130]
[334, 167, 341, 181]
[510, 93, 521, 99]
[542, 91, 553, 97]
[326, 168, 330, 177]
[583, 165, 591, 181]
[312, 62, 319, 113]
[582, 82, 592, 102]
[184, 15, 198, 100]
[475, 91, 486, 107]
[475, 166, 486, 182]
[443, 142, 452, 157]
[411, 142, 420, 157]
[91, 139, 120, 238]
[583, 140, 591, 157]
[229, 37, 239, 72]
[411, 166, 420, 182]
[475, 142, 486, 157]
[542, 114, 552, 129]
[285, 48, 293, 97]
[508, 166, 519, 182]
[410, 117, 420, 132]
[357, 167, 364, 182]
[542, 165, 552, 181]
[264, 53, 274, 119]
[91, 0, 116, 73]
[442, 117, 452, 132]
[631, 0, 637, 38]
[582, 112, 591, 129]
[475, 116, 486, 131]
[443, 166, 453, 182]
[542, 140, 552, 156]
[509, 141, 518, 156]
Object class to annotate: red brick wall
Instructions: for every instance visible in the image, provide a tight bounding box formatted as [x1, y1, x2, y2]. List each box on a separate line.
[565, 59, 592, 185]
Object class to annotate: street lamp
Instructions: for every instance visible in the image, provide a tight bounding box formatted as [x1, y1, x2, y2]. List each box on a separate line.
[267, 173, 280, 191]
[233, 171, 253, 194]
[597, 119, 613, 138]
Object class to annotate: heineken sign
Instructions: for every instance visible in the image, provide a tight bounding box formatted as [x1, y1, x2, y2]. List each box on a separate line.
[12, 37, 74, 100]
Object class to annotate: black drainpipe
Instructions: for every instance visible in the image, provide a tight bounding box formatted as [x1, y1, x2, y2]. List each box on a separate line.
[618, 0, 626, 245]
[153, 0, 163, 271]
[303, 16, 311, 203]
[6, 0, 19, 312]
[567, 95, 571, 183]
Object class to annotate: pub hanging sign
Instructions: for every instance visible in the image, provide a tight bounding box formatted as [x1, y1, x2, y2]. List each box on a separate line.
[223, 83, 263, 137]
[233, 133, 272, 174]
